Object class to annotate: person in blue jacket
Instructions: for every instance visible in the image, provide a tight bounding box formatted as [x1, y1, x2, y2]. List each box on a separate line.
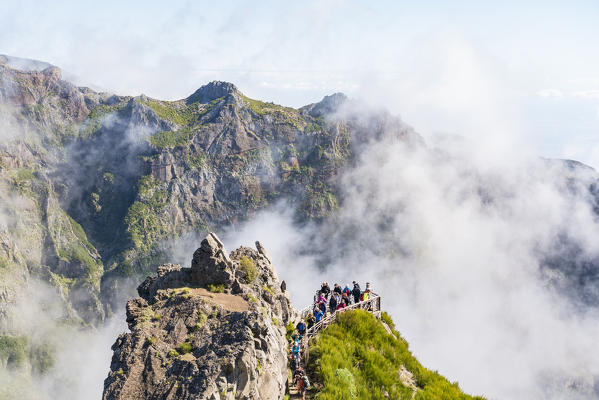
[313, 307, 323, 323]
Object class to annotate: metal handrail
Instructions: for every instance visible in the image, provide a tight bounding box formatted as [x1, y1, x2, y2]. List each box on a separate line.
[299, 293, 381, 361]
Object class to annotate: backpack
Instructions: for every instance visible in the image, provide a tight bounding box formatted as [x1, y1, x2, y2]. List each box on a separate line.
[302, 375, 310, 387]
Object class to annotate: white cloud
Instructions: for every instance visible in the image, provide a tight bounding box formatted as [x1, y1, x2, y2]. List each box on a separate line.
[226, 117, 599, 398]
[573, 90, 599, 99]
[536, 88, 564, 98]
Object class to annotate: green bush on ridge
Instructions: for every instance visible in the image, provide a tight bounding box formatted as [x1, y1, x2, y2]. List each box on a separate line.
[307, 310, 486, 400]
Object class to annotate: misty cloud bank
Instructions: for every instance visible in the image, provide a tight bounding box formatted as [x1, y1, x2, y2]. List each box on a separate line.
[220, 118, 599, 398]
[0, 281, 126, 399]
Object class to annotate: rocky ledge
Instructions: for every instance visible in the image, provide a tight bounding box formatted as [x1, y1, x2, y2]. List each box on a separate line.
[102, 233, 295, 400]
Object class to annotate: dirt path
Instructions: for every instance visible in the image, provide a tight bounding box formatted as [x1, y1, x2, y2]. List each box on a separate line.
[186, 287, 249, 312]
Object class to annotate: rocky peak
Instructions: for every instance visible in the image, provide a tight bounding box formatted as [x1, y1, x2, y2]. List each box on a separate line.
[0, 54, 55, 72]
[186, 81, 240, 104]
[104, 233, 295, 400]
[307, 92, 348, 117]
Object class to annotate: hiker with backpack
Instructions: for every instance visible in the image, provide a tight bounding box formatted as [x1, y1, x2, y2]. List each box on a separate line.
[318, 299, 326, 315]
[320, 282, 331, 299]
[342, 292, 351, 307]
[328, 292, 338, 314]
[343, 283, 352, 301]
[296, 320, 306, 336]
[313, 307, 323, 323]
[333, 283, 342, 296]
[294, 367, 310, 400]
[352, 281, 361, 304]
[313, 290, 321, 303]
[306, 313, 316, 329]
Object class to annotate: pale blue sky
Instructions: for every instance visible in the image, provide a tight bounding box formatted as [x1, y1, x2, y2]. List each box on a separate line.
[1, 0, 598, 166]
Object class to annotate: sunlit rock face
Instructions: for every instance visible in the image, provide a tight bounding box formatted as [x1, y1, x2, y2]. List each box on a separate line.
[103, 233, 295, 400]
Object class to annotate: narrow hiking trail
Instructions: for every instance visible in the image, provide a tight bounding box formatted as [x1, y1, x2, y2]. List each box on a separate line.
[286, 294, 382, 399]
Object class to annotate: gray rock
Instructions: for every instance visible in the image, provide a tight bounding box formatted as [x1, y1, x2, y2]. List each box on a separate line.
[103, 235, 296, 400]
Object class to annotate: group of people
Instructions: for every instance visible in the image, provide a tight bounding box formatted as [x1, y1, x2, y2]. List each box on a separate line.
[290, 323, 309, 399]
[307, 281, 372, 327]
[286, 281, 373, 399]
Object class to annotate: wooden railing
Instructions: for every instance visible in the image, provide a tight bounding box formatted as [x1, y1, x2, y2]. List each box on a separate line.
[300, 293, 381, 361]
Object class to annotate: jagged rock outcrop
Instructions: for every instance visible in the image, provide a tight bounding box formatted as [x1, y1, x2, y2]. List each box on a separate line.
[103, 233, 294, 400]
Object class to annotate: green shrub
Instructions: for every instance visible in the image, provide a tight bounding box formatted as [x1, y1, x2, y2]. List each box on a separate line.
[0, 336, 28, 368]
[239, 256, 257, 283]
[207, 283, 224, 293]
[192, 311, 208, 331]
[15, 168, 35, 181]
[308, 310, 486, 400]
[247, 294, 257, 303]
[0, 257, 10, 269]
[285, 322, 295, 342]
[168, 349, 180, 358]
[381, 311, 396, 331]
[176, 342, 193, 355]
[146, 337, 156, 345]
[262, 285, 274, 295]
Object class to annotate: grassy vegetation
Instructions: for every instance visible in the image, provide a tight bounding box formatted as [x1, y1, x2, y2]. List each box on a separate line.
[124, 201, 166, 253]
[0, 335, 28, 368]
[80, 102, 127, 137]
[142, 100, 198, 126]
[0, 257, 10, 269]
[66, 212, 96, 252]
[57, 243, 102, 279]
[144, 97, 224, 148]
[302, 184, 339, 219]
[176, 342, 193, 355]
[206, 283, 224, 293]
[239, 256, 257, 283]
[191, 311, 208, 332]
[247, 294, 257, 303]
[308, 310, 485, 400]
[187, 153, 208, 169]
[241, 95, 302, 127]
[148, 128, 194, 149]
[0, 336, 54, 374]
[285, 322, 295, 342]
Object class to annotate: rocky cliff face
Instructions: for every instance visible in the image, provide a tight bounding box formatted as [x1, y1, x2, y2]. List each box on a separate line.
[103, 233, 294, 400]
